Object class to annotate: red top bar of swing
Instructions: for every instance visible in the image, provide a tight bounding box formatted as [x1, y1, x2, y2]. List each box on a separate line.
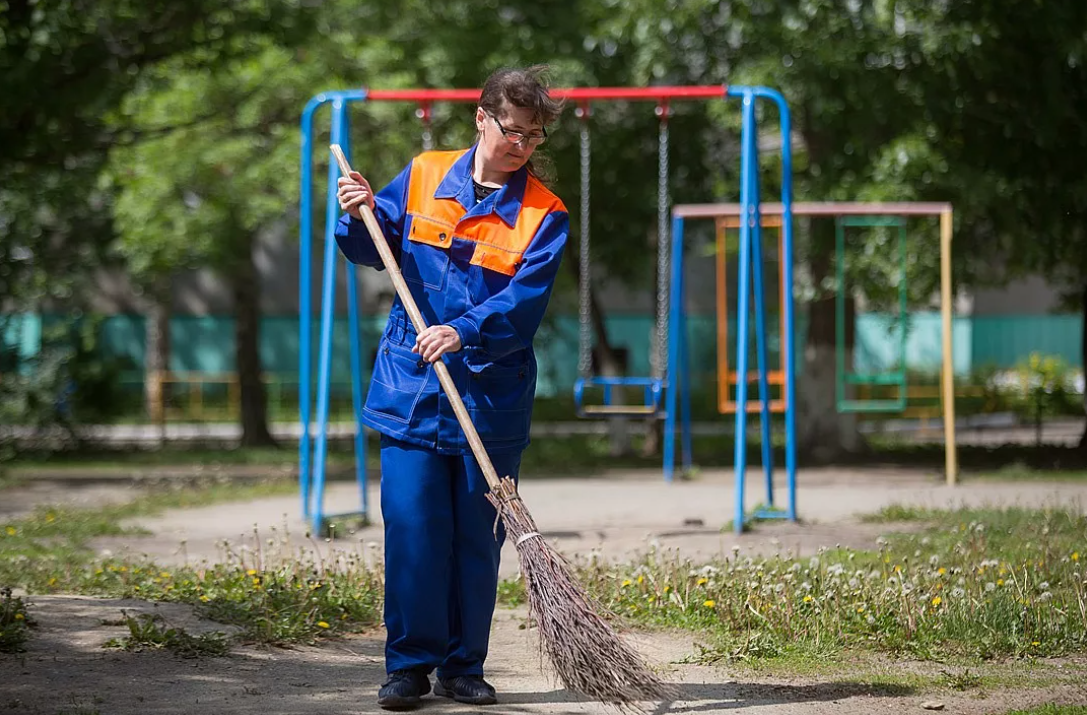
[365, 86, 728, 102]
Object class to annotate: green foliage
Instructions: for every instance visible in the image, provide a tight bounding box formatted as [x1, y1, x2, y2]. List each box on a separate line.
[0, 0, 317, 310]
[103, 611, 229, 658]
[0, 586, 33, 653]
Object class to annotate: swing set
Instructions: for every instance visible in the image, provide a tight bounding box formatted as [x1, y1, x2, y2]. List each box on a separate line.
[296, 84, 958, 537]
[297, 84, 801, 535]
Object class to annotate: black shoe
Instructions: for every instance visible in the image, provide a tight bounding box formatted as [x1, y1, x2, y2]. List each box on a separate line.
[378, 669, 431, 711]
[434, 675, 497, 705]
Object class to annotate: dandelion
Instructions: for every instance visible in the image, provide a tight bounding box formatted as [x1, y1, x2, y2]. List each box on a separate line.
[1039, 592, 1053, 603]
[866, 615, 876, 625]
[998, 579, 1005, 587]
[809, 557, 820, 570]
[317, 621, 330, 629]
[937, 567, 947, 576]
[622, 579, 633, 587]
[703, 600, 715, 608]
[856, 605, 866, 613]
[14, 613, 24, 621]
[931, 596, 942, 607]
[985, 582, 996, 592]
[951, 587, 965, 599]
[1073, 552, 1080, 562]
[803, 595, 813, 603]
[637, 575, 645, 585]
[199, 595, 210, 602]
[247, 569, 258, 576]
[696, 577, 708, 586]
[4, 527, 16, 536]
[1039, 581, 1050, 591]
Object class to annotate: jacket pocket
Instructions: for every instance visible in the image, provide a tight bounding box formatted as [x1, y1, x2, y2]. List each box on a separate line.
[365, 337, 429, 424]
[466, 358, 534, 445]
[403, 217, 452, 290]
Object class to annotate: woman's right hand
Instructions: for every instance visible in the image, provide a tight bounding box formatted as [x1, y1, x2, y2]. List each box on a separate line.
[337, 171, 375, 220]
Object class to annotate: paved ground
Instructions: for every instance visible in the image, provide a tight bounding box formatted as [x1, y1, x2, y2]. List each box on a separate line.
[4, 465, 1087, 714]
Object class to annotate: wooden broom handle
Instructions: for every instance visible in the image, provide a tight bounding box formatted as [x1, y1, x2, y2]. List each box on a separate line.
[329, 144, 503, 491]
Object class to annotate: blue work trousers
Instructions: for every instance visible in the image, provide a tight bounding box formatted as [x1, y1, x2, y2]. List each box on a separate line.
[380, 435, 522, 677]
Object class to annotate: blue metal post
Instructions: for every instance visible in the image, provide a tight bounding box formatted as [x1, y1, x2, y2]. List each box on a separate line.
[299, 94, 327, 518]
[342, 142, 369, 521]
[677, 231, 693, 472]
[663, 214, 685, 482]
[309, 98, 348, 533]
[745, 103, 775, 509]
[731, 88, 757, 534]
[756, 88, 799, 522]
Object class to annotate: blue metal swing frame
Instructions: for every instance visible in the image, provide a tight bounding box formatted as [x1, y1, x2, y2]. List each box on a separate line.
[297, 85, 798, 536]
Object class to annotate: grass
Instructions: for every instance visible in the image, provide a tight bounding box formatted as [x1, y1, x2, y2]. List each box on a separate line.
[0, 477, 383, 647]
[1003, 707, 1087, 715]
[499, 504, 1087, 665]
[3, 476, 1086, 676]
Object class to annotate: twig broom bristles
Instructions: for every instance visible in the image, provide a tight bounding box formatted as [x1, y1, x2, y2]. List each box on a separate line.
[329, 145, 672, 706]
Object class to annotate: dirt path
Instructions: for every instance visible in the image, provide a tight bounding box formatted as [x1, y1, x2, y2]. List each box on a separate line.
[4, 466, 1087, 714]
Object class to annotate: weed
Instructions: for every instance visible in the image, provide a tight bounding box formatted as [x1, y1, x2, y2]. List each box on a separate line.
[0, 586, 32, 653]
[103, 611, 229, 658]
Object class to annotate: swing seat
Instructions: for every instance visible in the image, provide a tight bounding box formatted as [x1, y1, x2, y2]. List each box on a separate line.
[573, 376, 664, 418]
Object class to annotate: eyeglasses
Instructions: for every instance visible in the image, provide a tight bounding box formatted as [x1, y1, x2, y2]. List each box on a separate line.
[489, 114, 547, 146]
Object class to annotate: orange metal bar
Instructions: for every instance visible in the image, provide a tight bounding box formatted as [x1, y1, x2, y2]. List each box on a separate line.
[716, 217, 788, 414]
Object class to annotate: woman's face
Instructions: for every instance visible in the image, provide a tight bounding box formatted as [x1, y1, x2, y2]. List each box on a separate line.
[474, 103, 545, 176]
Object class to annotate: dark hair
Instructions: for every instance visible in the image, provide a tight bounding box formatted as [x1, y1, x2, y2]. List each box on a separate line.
[478, 64, 565, 126]
[477, 65, 564, 184]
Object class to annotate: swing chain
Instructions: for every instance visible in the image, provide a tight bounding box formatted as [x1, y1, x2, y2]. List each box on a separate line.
[577, 104, 593, 378]
[654, 102, 672, 380]
[416, 103, 434, 151]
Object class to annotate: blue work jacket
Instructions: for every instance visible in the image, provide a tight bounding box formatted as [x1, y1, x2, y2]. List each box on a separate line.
[334, 145, 569, 454]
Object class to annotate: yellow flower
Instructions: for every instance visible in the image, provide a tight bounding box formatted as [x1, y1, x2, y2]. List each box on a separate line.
[622, 579, 632, 587]
[247, 569, 258, 576]
[893, 564, 901, 573]
[5, 527, 16, 536]
[47, 577, 57, 586]
[703, 600, 715, 608]
[997, 579, 1005, 586]
[199, 595, 210, 603]
[637, 575, 645, 584]
[1073, 552, 1080, 562]
[663, 586, 670, 593]
[803, 595, 813, 603]
[697, 578, 708, 586]
[1032, 641, 1040, 646]
[14, 613, 24, 621]
[856, 605, 866, 613]
[252, 578, 261, 586]
[160, 572, 171, 579]
[937, 567, 946, 576]
[931, 596, 942, 607]
[45, 513, 55, 522]
[317, 621, 330, 629]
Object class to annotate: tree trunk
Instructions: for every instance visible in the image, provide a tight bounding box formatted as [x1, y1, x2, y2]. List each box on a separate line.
[231, 229, 276, 448]
[796, 221, 866, 462]
[144, 284, 171, 445]
[1079, 283, 1087, 450]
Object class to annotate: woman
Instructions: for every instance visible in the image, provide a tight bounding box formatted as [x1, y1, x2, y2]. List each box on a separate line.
[334, 65, 567, 711]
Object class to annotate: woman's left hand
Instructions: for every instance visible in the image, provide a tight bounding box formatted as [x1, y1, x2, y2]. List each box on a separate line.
[413, 325, 463, 363]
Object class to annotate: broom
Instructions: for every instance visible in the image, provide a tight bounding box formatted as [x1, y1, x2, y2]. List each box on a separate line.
[329, 144, 673, 706]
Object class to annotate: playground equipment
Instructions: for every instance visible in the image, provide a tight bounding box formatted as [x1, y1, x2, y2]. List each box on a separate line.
[836, 216, 908, 413]
[664, 86, 798, 534]
[298, 85, 763, 534]
[571, 98, 671, 418]
[669, 202, 959, 515]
